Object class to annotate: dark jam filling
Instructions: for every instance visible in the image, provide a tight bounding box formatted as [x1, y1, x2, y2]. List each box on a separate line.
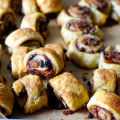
[104, 51, 120, 64]
[0, 105, 8, 116]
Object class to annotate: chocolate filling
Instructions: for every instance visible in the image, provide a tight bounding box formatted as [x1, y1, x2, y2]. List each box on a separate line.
[0, 105, 8, 116]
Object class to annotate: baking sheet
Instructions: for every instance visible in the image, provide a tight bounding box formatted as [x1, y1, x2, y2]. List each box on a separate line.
[0, 0, 120, 119]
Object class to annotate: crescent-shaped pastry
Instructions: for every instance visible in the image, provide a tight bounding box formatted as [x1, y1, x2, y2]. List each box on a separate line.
[48, 72, 89, 111]
[22, 0, 39, 15]
[23, 47, 64, 79]
[5, 28, 44, 53]
[0, 83, 14, 116]
[79, 0, 111, 26]
[91, 69, 117, 94]
[36, 0, 63, 14]
[12, 74, 48, 114]
[87, 89, 120, 120]
[67, 34, 104, 68]
[20, 12, 49, 40]
[111, 0, 120, 22]
[11, 46, 30, 79]
[57, 4, 92, 27]
[0, 7, 16, 37]
[61, 19, 104, 45]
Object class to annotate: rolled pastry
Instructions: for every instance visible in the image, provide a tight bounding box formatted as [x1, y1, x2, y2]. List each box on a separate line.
[11, 46, 30, 79]
[48, 72, 89, 111]
[91, 69, 117, 94]
[12, 74, 48, 114]
[36, 0, 63, 14]
[24, 47, 64, 79]
[79, 0, 111, 26]
[0, 83, 14, 116]
[22, 0, 39, 15]
[57, 4, 92, 27]
[61, 19, 104, 45]
[20, 12, 49, 40]
[111, 0, 120, 22]
[5, 28, 44, 53]
[0, 7, 16, 36]
[67, 34, 104, 68]
[87, 89, 120, 120]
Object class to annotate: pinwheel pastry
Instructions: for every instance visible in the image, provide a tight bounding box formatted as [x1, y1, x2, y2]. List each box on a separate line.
[67, 34, 104, 68]
[20, 12, 49, 40]
[87, 89, 120, 120]
[12, 74, 48, 114]
[111, 0, 120, 22]
[22, 0, 39, 15]
[57, 4, 92, 27]
[0, 83, 14, 116]
[48, 72, 89, 111]
[61, 19, 104, 45]
[11, 46, 30, 79]
[36, 0, 63, 14]
[79, 0, 111, 26]
[91, 69, 117, 94]
[23, 45, 64, 78]
[5, 28, 44, 53]
[0, 7, 16, 37]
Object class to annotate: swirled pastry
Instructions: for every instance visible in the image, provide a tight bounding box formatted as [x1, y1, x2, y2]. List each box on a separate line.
[0, 83, 14, 116]
[36, 0, 63, 14]
[79, 0, 111, 26]
[23, 47, 64, 79]
[0, 7, 16, 36]
[111, 0, 120, 22]
[22, 0, 39, 15]
[61, 19, 104, 45]
[48, 72, 89, 111]
[20, 12, 49, 40]
[5, 28, 44, 53]
[91, 69, 117, 94]
[11, 46, 30, 79]
[57, 4, 92, 27]
[67, 35, 104, 68]
[12, 74, 48, 114]
[87, 89, 120, 120]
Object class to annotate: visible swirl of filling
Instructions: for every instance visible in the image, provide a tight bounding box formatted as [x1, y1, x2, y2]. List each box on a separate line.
[89, 105, 116, 120]
[25, 54, 55, 78]
[66, 20, 95, 33]
[91, 0, 108, 12]
[67, 5, 91, 19]
[104, 51, 120, 64]
[75, 36, 103, 53]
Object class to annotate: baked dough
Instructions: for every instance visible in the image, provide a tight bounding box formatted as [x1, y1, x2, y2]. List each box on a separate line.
[11, 46, 30, 79]
[57, 4, 92, 27]
[48, 72, 89, 111]
[67, 34, 104, 68]
[87, 89, 120, 120]
[12, 74, 48, 114]
[20, 12, 49, 40]
[24, 47, 64, 79]
[0, 83, 14, 116]
[5, 28, 44, 53]
[61, 19, 104, 45]
[91, 68, 117, 94]
[36, 0, 63, 14]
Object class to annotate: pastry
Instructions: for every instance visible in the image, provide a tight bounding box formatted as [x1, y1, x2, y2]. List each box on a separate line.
[5, 28, 44, 53]
[87, 89, 120, 120]
[11, 46, 30, 79]
[0, 83, 14, 116]
[61, 19, 104, 45]
[12, 74, 48, 114]
[48, 72, 89, 111]
[57, 4, 92, 27]
[20, 12, 49, 40]
[91, 68, 117, 94]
